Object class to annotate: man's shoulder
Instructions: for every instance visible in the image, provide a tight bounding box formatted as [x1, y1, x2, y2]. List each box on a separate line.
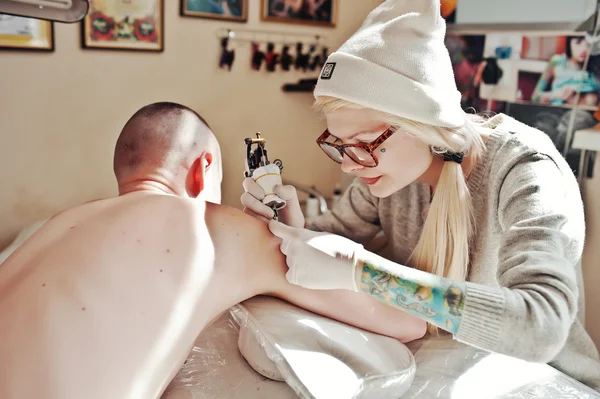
[204, 201, 271, 233]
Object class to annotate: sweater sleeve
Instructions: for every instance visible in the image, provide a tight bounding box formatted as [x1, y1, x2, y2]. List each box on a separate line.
[455, 155, 581, 363]
[308, 179, 381, 246]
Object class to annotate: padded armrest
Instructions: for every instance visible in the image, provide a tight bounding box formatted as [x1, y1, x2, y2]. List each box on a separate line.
[231, 296, 416, 399]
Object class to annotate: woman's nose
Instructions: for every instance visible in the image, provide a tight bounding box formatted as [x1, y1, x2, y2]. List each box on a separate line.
[341, 154, 363, 173]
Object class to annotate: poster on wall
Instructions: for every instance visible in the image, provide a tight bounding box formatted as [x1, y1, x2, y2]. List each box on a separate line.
[0, 14, 53, 51]
[478, 33, 522, 103]
[516, 34, 600, 110]
[444, 34, 506, 113]
[81, 0, 164, 52]
[506, 102, 596, 175]
[261, 0, 337, 27]
[181, 0, 247, 22]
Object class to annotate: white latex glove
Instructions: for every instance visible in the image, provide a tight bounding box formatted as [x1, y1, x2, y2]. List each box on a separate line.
[241, 177, 305, 228]
[268, 220, 363, 291]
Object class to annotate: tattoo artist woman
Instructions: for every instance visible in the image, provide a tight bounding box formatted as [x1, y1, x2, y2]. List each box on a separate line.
[242, 0, 600, 391]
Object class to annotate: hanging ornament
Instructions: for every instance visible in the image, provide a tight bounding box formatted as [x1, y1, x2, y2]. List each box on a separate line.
[309, 44, 323, 71]
[219, 37, 235, 71]
[265, 42, 280, 72]
[318, 47, 329, 69]
[298, 44, 315, 72]
[280, 44, 293, 71]
[295, 42, 309, 71]
[251, 42, 266, 71]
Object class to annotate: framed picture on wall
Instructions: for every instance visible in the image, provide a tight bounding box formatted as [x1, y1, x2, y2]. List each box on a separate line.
[81, 0, 164, 52]
[181, 0, 248, 22]
[444, 34, 507, 113]
[516, 34, 600, 111]
[261, 0, 337, 27]
[0, 14, 54, 51]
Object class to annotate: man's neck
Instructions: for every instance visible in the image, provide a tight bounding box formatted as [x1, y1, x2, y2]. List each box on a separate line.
[118, 178, 181, 197]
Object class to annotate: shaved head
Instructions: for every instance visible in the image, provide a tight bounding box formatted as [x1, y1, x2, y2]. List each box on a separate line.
[114, 102, 222, 200]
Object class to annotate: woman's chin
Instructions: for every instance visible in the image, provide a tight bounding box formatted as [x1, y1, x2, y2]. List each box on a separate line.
[367, 179, 402, 198]
[368, 177, 411, 198]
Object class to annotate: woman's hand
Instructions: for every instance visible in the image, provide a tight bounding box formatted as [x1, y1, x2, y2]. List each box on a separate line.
[241, 178, 305, 228]
[268, 220, 363, 291]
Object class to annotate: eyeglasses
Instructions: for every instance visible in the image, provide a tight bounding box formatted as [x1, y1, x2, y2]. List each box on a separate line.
[316, 127, 396, 167]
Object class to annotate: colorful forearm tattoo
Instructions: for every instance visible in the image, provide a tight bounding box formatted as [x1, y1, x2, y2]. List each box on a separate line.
[358, 262, 466, 334]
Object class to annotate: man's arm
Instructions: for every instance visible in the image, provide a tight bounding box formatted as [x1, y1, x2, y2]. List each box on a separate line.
[274, 282, 427, 343]
[213, 204, 426, 343]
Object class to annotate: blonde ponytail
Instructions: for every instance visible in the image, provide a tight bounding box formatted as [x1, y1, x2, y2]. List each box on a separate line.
[409, 158, 474, 334]
[411, 159, 473, 279]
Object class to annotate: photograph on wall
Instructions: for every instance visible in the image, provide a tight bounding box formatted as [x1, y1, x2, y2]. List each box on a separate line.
[444, 34, 506, 113]
[506, 102, 596, 176]
[0, 14, 53, 51]
[261, 0, 337, 27]
[516, 35, 600, 110]
[478, 33, 522, 103]
[81, 0, 164, 52]
[181, 0, 247, 22]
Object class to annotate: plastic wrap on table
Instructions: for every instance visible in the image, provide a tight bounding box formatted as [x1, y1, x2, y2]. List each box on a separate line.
[229, 296, 416, 399]
[161, 311, 297, 399]
[401, 336, 600, 399]
[162, 308, 600, 399]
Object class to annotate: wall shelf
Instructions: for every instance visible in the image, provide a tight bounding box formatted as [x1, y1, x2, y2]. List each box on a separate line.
[216, 27, 326, 46]
[282, 78, 318, 93]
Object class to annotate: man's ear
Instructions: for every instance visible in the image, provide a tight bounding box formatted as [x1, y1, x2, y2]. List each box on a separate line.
[187, 152, 213, 198]
[202, 152, 214, 171]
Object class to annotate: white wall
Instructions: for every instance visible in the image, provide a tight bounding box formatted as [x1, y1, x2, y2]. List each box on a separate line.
[0, 0, 380, 248]
[456, 0, 596, 25]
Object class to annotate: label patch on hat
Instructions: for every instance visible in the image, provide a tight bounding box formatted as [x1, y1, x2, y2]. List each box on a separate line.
[320, 62, 336, 80]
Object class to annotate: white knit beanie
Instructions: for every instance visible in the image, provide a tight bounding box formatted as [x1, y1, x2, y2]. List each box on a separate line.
[314, 0, 465, 128]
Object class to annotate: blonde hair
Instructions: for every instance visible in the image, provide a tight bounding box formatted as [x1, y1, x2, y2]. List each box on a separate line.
[313, 96, 486, 335]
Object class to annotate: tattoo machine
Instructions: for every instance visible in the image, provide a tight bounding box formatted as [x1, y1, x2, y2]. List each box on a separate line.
[244, 132, 286, 217]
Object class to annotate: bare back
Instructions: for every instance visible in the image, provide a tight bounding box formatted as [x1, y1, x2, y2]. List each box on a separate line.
[0, 193, 282, 399]
[0, 191, 424, 399]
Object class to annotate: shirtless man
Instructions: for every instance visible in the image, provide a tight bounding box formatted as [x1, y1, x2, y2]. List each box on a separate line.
[0, 102, 424, 399]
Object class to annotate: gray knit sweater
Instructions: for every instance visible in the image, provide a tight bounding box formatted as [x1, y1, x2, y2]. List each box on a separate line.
[310, 114, 600, 391]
